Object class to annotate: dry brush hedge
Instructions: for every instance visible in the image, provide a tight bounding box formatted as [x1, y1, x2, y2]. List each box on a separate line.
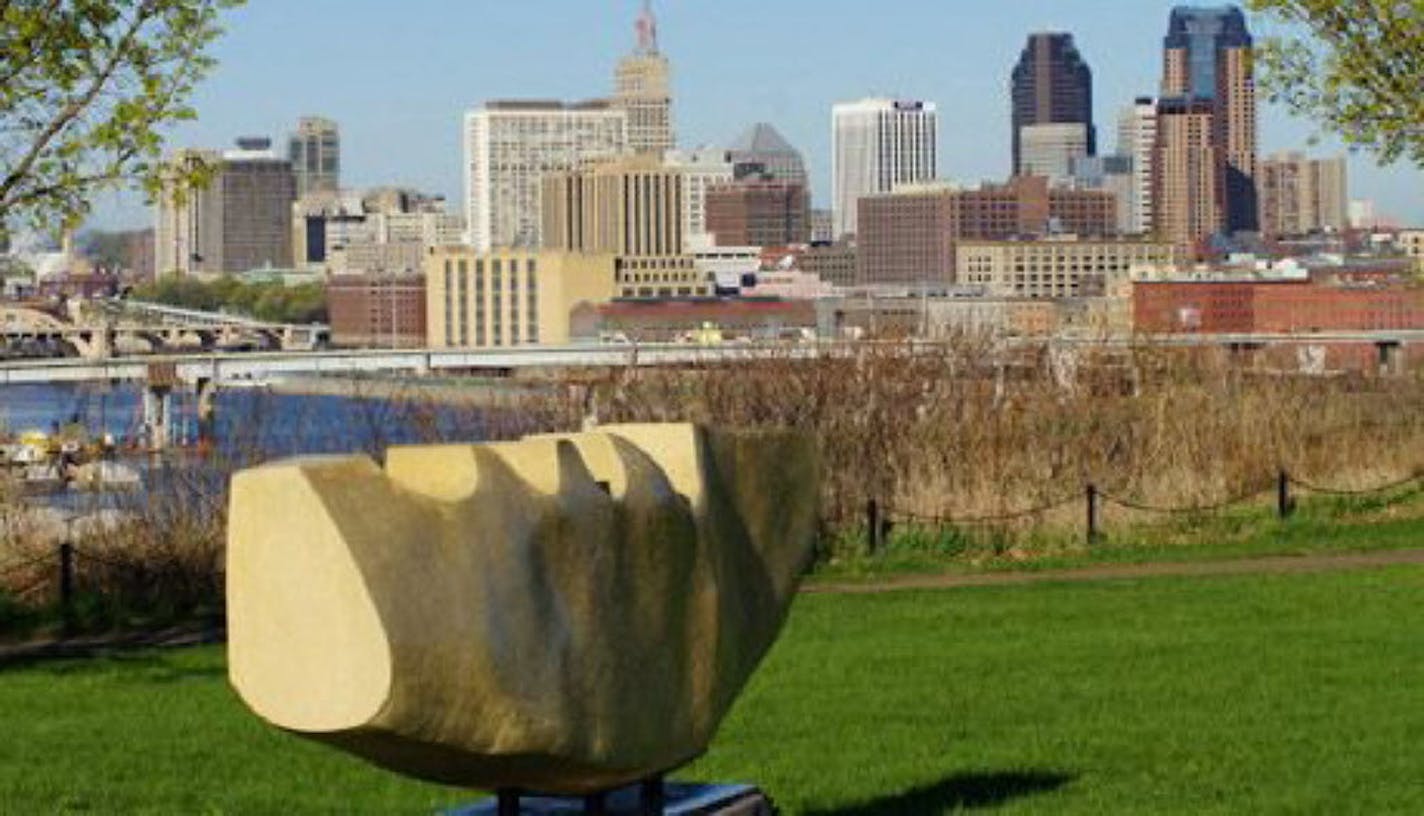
[3, 339, 1424, 614]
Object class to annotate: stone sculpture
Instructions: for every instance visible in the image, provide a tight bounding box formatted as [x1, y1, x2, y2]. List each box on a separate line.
[226, 424, 818, 795]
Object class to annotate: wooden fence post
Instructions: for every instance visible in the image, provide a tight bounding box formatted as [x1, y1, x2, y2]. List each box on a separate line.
[1086, 484, 1100, 545]
[866, 499, 882, 556]
[59, 542, 75, 635]
[1278, 470, 1294, 520]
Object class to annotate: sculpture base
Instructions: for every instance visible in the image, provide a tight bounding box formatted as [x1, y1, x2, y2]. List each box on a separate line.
[450, 783, 773, 815]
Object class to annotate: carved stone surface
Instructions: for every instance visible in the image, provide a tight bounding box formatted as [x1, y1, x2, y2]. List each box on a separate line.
[227, 424, 818, 794]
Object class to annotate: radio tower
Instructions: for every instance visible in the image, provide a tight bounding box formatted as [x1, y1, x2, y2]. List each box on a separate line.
[635, 0, 658, 54]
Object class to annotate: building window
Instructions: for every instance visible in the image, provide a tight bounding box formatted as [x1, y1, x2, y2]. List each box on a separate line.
[475, 269, 486, 346]
[443, 261, 453, 347]
[456, 264, 469, 347]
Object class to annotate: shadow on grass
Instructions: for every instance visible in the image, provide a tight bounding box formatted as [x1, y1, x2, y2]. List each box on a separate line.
[808, 771, 1074, 815]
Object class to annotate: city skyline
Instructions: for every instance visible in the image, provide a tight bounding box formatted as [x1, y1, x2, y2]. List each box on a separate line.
[87, 0, 1423, 231]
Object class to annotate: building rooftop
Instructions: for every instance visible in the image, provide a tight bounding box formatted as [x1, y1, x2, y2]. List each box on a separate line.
[730, 123, 798, 156]
[482, 99, 614, 112]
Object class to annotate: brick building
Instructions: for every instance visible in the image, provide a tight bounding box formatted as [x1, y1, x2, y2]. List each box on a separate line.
[797, 243, 858, 289]
[1133, 279, 1424, 334]
[856, 176, 1116, 286]
[704, 181, 809, 247]
[327, 274, 427, 348]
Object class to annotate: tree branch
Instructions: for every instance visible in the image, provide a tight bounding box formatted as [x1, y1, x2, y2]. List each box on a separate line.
[0, 2, 156, 211]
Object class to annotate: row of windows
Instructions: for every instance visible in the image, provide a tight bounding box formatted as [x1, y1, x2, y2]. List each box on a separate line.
[625, 286, 697, 298]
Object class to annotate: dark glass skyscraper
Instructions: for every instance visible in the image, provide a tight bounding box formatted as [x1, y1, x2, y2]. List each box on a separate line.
[1163, 5, 1253, 101]
[1159, 5, 1258, 236]
[1011, 33, 1095, 176]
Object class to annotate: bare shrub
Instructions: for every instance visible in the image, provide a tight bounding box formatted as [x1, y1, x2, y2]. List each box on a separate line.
[6, 341, 1424, 630]
[585, 338, 1424, 535]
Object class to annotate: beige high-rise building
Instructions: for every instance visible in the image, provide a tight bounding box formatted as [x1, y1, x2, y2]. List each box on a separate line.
[1117, 97, 1158, 234]
[425, 248, 618, 349]
[155, 149, 223, 277]
[1260, 152, 1348, 237]
[542, 154, 684, 257]
[1161, 6, 1257, 234]
[155, 139, 296, 276]
[1153, 99, 1221, 255]
[463, 100, 628, 251]
[542, 154, 708, 299]
[613, 1, 674, 156]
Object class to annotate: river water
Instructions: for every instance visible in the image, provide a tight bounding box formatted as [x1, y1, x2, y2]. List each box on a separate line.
[0, 382, 513, 457]
[0, 383, 530, 516]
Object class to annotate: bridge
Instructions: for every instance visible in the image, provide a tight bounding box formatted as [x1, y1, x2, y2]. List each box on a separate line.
[3, 330, 1421, 387]
[1, 300, 329, 360]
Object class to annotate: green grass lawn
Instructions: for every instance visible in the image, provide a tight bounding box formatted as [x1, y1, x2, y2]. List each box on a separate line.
[2, 566, 1423, 814]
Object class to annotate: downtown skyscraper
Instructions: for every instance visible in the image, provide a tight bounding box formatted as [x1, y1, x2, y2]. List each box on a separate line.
[1118, 97, 1159, 234]
[831, 99, 938, 240]
[463, 101, 628, 251]
[613, 0, 674, 156]
[288, 116, 340, 198]
[155, 138, 296, 275]
[1011, 33, 1095, 179]
[1154, 5, 1259, 250]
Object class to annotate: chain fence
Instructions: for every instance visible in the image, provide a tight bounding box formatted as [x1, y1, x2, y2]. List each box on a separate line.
[866, 466, 1424, 554]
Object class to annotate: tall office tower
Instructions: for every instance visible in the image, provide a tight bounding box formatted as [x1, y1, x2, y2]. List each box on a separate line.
[464, 100, 628, 251]
[155, 149, 222, 276]
[665, 148, 735, 247]
[542, 154, 707, 298]
[831, 98, 938, 240]
[155, 139, 296, 275]
[1011, 33, 1095, 177]
[541, 154, 685, 257]
[1153, 98, 1222, 254]
[1019, 123, 1090, 184]
[1117, 98, 1159, 234]
[613, 0, 674, 155]
[288, 117, 340, 198]
[728, 123, 809, 187]
[1260, 152, 1349, 237]
[1161, 5, 1257, 233]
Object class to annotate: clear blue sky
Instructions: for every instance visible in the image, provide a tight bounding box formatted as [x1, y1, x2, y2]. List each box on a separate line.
[91, 0, 1424, 229]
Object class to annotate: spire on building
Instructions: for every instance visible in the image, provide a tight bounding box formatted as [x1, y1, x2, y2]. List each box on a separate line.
[635, 0, 658, 54]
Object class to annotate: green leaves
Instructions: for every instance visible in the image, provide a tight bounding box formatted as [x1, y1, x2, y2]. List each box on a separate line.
[0, 0, 246, 235]
[1248, 0, 1424, 166]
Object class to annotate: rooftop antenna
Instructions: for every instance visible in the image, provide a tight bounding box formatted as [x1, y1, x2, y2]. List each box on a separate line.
[635, 0, 658, 54]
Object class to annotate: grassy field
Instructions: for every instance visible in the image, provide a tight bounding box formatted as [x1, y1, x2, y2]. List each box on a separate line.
[1, 565, 1422, 814]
